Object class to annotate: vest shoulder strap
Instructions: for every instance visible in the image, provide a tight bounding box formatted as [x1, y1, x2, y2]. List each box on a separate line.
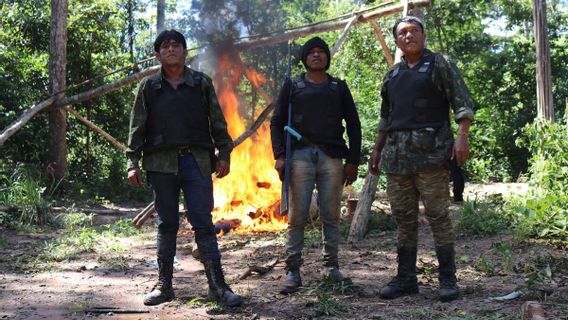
[389, 64, 401, 79]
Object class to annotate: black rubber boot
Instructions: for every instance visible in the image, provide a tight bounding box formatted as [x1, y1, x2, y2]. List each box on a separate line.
[280, 269, 302, 294]
[203, 259, 243, 306]
[143, 259, 175, 305]
[379, 246, 419, 299]
[436, 245, 460, 302]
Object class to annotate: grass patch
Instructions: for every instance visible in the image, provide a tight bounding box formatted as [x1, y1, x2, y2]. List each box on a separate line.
[457, 195, 513, 236]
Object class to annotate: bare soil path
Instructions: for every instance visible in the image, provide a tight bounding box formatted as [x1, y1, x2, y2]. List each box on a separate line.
[0, 183, 566, 320]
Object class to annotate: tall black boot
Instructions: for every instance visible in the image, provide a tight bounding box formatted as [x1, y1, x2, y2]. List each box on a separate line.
[143, 259, 175, 305]
[436, 245, 460, 302]
[203, 259, 243, 306]
[379, 246, 419, 299]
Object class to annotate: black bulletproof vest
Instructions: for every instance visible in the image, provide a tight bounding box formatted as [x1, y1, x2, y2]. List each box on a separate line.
[291, 76, 346, 147]
[386, 53, 449, 130]
[144, 71, 214, 152]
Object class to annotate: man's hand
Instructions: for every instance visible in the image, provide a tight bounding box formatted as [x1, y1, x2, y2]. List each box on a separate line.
[343, 163, 358, 186]
[215, 160, 230, 178]
[452, 134, 470, 166]
[368, 149, 381, 176]
[275, 159, 286, 181]
[128, 168, 143, 187]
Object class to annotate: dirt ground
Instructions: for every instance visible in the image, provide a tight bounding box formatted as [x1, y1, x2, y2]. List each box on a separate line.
[0, 183, 567, 320]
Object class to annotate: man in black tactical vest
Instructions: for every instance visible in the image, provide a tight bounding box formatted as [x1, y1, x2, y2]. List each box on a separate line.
[368, 16, 474, 302]
[126, 30, 242, 307]
[270, 37, 362, 294]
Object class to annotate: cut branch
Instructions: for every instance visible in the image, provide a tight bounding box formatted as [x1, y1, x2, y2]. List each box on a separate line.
[0, 66, 159, 146]
[64, 106, 127, 152]
[0, 96, 58, 145]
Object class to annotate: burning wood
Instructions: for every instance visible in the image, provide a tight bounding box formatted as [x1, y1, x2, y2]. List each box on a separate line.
[214, 219, 241, 234]
[256, 182, 271, 189]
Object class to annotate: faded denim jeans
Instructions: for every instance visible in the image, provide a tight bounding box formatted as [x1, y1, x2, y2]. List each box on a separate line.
[285, 146, 344, 271]
[148, 153, 220, 263]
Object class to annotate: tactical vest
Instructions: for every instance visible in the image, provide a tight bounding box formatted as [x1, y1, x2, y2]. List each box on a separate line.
[290, 76, 346, 147]
[385, 53, 449, 131]
[143, 71, 214, 152]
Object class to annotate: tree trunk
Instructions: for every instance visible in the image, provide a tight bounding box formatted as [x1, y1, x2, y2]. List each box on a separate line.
[48, 0, 68, 184]
[157, 0, 166, 34]
[532, 0, 554, 122]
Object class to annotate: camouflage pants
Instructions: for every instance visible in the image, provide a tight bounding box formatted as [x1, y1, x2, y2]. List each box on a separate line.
[386, 169, 454, 247]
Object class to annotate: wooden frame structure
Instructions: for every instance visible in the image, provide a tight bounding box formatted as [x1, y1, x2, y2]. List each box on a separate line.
[0, 0, 431, 241]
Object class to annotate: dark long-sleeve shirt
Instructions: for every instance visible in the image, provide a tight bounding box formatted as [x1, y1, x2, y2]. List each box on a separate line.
[126, 67, 232, 176]
[270, 74, 362, 165]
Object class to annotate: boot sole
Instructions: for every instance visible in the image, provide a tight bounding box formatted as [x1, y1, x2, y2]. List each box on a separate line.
[143, 295, 175, 306]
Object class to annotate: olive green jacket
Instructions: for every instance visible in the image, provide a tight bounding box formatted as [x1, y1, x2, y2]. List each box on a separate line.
[378, 50, 475, 175]
[126, 67, 232, 176]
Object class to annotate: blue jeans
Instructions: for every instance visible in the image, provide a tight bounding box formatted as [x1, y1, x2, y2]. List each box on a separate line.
[148, 153, 220, 262]
[285, 146, 344, 270]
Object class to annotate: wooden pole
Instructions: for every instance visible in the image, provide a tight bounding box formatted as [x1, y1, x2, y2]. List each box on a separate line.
[369, 20, 394, 67]
[64, 106, 127, 152]
[532, 0, 554, 122]
[330, 13, 361, 56]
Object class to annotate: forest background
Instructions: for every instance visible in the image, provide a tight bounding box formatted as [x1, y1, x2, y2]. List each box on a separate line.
[1, 0, 567, 245]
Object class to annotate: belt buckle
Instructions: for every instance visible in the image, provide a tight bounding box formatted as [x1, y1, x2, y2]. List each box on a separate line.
[177, 146, 191, 155]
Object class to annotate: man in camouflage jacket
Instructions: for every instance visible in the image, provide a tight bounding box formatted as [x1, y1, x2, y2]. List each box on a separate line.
[126, 30, 241, 307]
[368, 16, 474, 302]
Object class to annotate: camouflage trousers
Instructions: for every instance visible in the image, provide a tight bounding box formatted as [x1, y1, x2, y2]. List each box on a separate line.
[386, 168, 454, 247]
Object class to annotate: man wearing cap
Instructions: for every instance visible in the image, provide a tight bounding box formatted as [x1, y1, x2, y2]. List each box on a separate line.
[270, 36, 362, 294]
[368, 16, 474, 302]
[126, 29, 242, 306]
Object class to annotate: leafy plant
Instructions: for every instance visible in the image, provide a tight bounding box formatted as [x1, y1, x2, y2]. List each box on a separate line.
[457, 195, 513, 236]
[0, 162, 51, 226]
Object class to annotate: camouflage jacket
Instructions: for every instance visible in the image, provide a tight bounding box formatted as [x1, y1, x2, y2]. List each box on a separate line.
[378, 50, 474, 175]
[126, 67, 232, 176]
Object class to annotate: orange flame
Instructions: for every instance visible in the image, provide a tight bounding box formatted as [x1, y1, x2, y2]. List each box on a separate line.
[211, 54, 287, 233]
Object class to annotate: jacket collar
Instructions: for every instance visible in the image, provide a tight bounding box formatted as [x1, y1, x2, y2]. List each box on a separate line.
[150, 65, 196, 89]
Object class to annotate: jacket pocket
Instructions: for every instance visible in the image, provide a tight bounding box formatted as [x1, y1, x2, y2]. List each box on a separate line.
[410, 128, 437, 152]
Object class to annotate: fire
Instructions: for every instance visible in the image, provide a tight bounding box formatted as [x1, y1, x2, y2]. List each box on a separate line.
[210, 53, 287, 233]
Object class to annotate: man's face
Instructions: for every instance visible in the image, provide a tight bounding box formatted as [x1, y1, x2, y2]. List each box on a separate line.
[306, 47, 328, 71]
[155, 39, 187, 67]
[394, 21, 426, 56]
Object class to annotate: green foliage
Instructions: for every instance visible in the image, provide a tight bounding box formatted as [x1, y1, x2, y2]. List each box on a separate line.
[37, 218, 138, 263]
[302, 279, 348, 316]
[507, 119, 568, 243]
[0, 162, 51, 226]
[457, 195, 513, 236]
